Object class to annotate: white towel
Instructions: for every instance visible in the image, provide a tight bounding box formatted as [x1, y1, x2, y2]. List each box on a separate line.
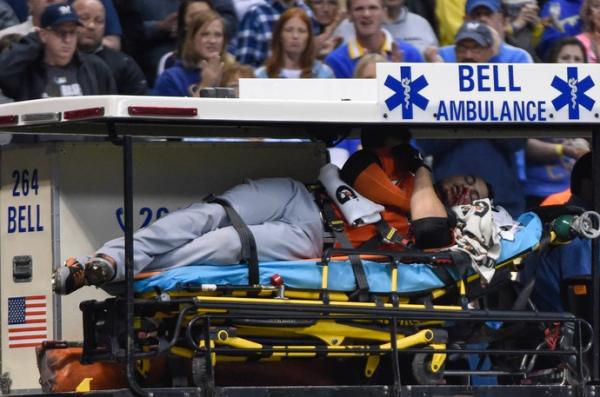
[318, 164, 384, 226]
[451, 198, 502, 283]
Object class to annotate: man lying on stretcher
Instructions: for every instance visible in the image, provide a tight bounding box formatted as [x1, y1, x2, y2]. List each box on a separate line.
[53, 128, 494, 295]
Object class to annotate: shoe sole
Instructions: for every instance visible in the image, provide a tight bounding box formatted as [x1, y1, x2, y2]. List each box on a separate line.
[85, 257, 115, 286]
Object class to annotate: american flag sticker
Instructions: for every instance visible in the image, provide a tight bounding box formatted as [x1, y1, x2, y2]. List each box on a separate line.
[7, 295, 47, 348]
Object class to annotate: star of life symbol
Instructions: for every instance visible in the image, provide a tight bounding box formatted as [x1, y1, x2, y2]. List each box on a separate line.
[551, 66, 595, 120]
[384, 66, 429, 119]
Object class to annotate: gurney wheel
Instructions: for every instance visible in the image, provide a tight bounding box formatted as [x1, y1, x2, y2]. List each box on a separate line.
[412, 350, 444, 385]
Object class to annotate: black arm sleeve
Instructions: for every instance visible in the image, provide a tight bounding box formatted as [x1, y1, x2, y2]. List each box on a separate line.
[339, 149, 380, 186]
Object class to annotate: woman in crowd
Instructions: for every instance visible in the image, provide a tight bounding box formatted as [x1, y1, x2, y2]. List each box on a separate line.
[255, 8, 334, 78]
[576, 0, 600, 63]
[524, 37, 591, 208]
[157, 0, 215, 75]
[153, 11, 233, 97]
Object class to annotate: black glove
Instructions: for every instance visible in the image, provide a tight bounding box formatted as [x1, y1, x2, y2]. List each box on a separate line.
[391, 144, 431, 173]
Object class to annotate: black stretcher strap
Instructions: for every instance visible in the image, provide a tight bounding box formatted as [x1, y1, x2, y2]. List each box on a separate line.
[205, 195, 259, 285]
[315, 189, 370, 302]
[361, 219, 413, 250]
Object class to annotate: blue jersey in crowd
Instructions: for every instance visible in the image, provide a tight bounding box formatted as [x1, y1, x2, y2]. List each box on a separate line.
[438, 42, 533, 63]
[537, 0, 583, 60]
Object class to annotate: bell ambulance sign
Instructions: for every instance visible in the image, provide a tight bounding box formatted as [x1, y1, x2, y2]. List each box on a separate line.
[377, 63, 600, 123]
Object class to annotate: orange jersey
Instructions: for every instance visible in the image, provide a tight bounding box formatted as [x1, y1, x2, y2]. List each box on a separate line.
[339, 147, 414, 248]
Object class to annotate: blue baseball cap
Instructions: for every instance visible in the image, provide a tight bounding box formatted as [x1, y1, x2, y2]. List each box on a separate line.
[40, 3, 82, 29]
[466, 0, 502, 14]
[455, 21, 494, 47]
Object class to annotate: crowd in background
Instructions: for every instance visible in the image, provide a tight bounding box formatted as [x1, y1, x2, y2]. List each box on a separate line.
[0, 0, 594, 214]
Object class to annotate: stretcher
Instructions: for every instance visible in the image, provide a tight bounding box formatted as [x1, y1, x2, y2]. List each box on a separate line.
[76, 209, 598, 390]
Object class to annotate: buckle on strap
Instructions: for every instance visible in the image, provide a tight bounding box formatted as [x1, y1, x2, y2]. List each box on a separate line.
[329, 219, 345, 233]
[384, 227, 398, 244]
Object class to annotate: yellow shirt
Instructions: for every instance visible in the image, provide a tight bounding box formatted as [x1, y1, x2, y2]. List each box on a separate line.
[436, 0, 466, 46]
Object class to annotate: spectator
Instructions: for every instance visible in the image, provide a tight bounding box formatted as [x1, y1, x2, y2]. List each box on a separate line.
[524, 37, 590, 208]
[428, 0, 533, 63]
[234, 0, 315, 67]
[325, 0, 422, 78]
[86, 0, 123, 50]
[0, 0, 122, 49]
[575, 0, 600, 63]
[503, 0, 544, 60]
[522, 152, 595, 312]
[352, 52, 386, 77]
[0, 0, 18, 30]
[417, 21, 526, 216]
[130, 0, 179, 86]
[406, 0, 437, 36]
[435, 0, 466, 46]
[306, 0, 345, 58]
[157, 0, 214, 76]
[0, 0, 56, 39]
[0, 2, 115, 101]
[4, 0, 28, 22]
[537, 0, 583, 59]
[333, 0, 438, 54]
[72, 0, 147, 95]
[132, 0, 236, 85]
[255, 8, 334, 78]
[153, 10, 233, 96]
[112, 0, 144, 62]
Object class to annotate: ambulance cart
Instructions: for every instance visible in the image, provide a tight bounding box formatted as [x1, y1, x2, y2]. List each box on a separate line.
[0, 63, 597, 396]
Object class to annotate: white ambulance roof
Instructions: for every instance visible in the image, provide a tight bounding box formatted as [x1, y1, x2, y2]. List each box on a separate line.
[0, 77, 595, 139]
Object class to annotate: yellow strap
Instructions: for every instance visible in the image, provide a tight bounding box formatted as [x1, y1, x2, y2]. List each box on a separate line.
[321, 264, 329, 289]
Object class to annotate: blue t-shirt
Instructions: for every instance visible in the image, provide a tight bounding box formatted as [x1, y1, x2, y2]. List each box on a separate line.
[152, 63, 199, 97]
[438, 42, 533, 63]
[537, 0, 583, 60]
[325, 39, 423, 78]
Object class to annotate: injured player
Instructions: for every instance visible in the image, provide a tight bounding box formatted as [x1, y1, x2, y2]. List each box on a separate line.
[53, 129, 495, 295]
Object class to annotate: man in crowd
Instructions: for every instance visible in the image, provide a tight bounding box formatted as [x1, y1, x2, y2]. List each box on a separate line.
[429, 0, 533, 63]
[72, 0, 147, 95]
[234, 0, 315, 67]
[0, 0, 57, 39]
[333, 0, 438, 54]
[0, 0, 123, 49]
[0, 2, 115, 101]
[325, 0, 423, 78]
[418, 21, 526, 216]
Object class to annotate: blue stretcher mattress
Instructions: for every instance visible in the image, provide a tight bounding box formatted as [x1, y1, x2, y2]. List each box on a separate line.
[135, 213, 542, 294]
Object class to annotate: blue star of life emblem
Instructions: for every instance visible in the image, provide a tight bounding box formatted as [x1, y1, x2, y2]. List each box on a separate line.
[551, 66, 595, 120]
[384, 66, 429, 119]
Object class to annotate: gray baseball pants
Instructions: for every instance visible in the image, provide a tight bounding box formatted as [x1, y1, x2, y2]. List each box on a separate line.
[96, 178, 324, 282]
